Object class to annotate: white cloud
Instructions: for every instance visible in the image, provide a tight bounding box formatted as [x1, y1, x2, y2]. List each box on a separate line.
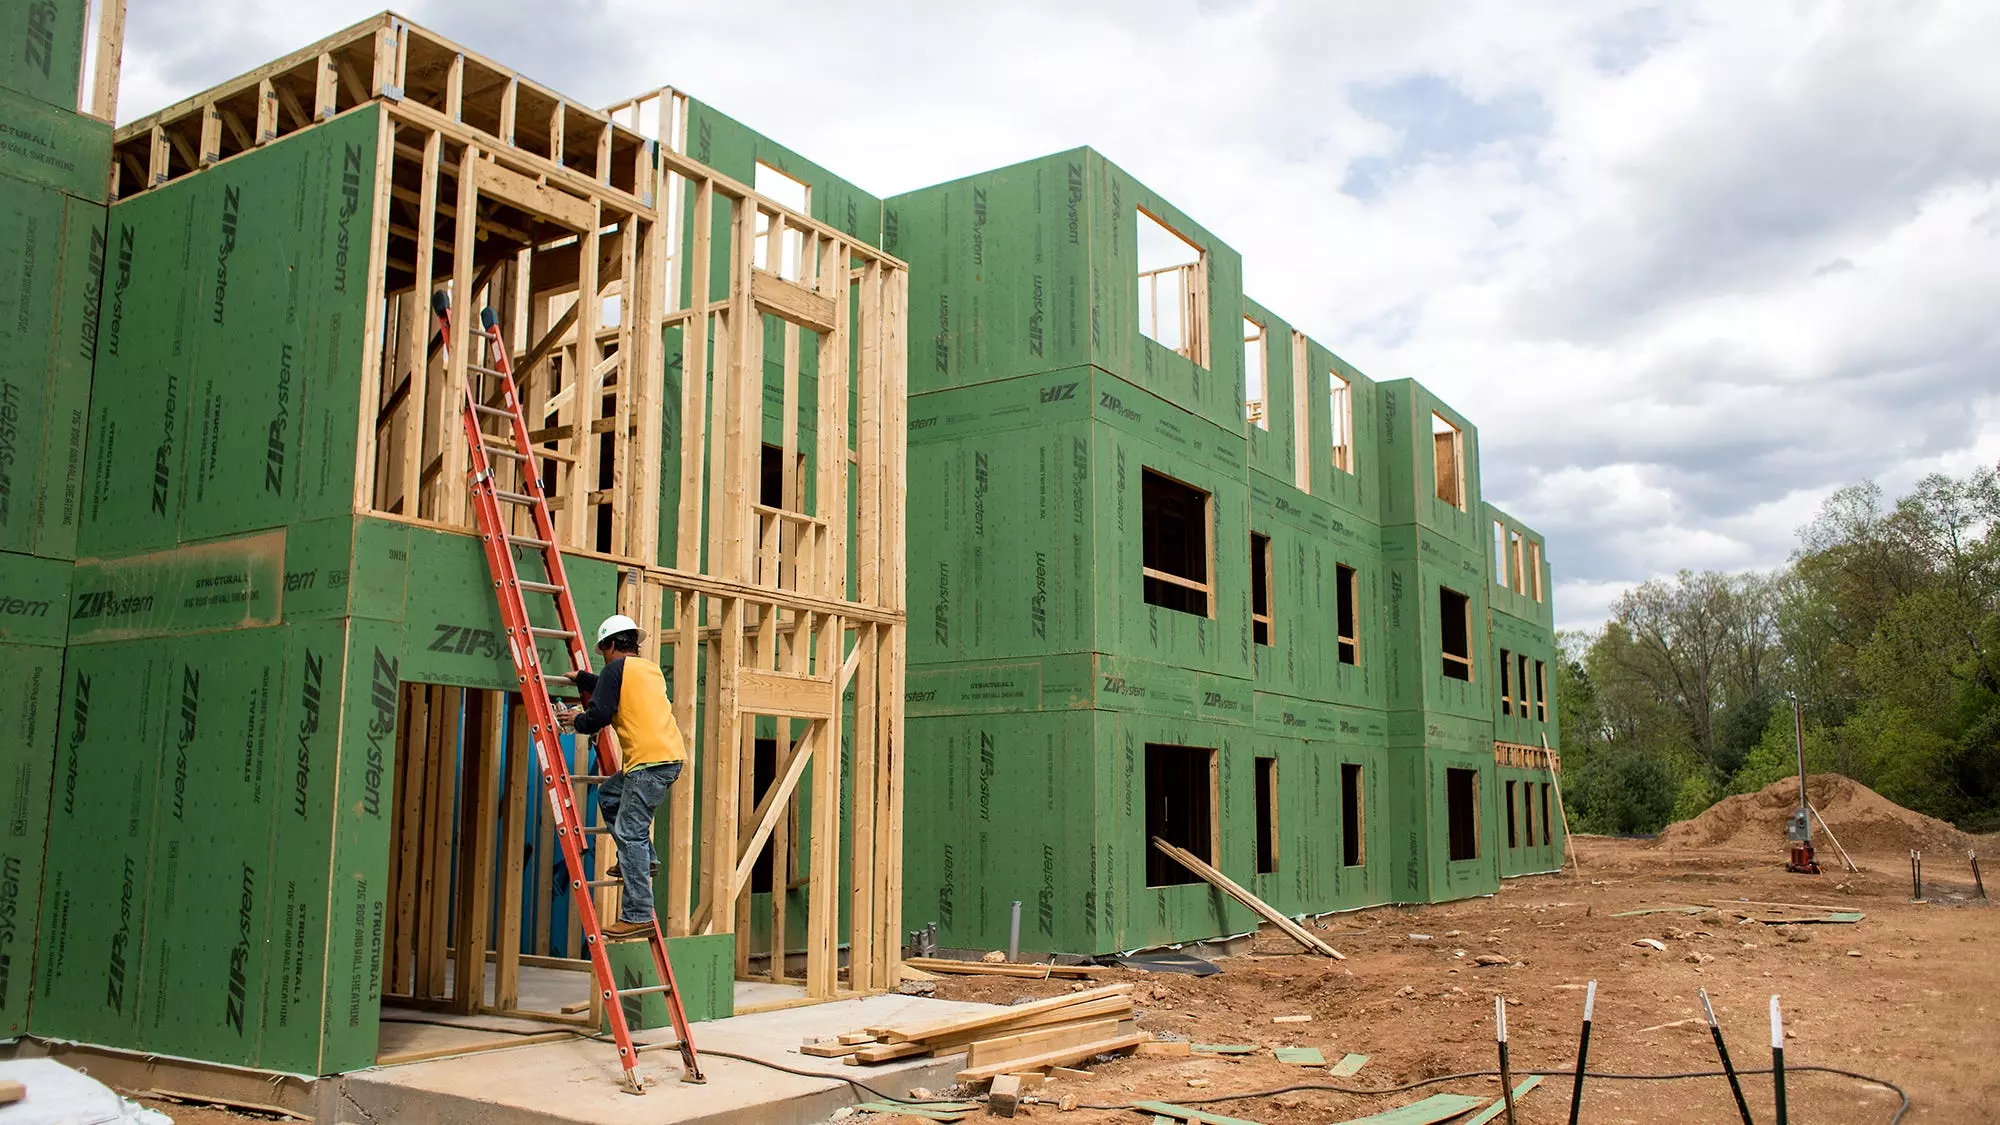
[115, 0, 2000, 628]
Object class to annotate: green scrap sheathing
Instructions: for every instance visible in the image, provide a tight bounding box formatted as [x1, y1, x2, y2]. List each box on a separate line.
[0, 169, 102, 557]
[1488, 607, 1557, 752]
[1327, 1092, 1488, 1125]
[1496, 764, 1565, 878]
[603, 932, 735, 1031]
[885, 149, 1247, 435]
[0, 547, 69, 642]
[1329, 1051, 1369, 1077]
[0, 83, 109, 203]
[1132, 1101, 1264, 1124]
[32, 639, 169, 1049]
[1247, 479, 1385, 709]
[0, 640, 62, 1035]
[1375, 379, 1483, 555]
[1461, 1076, 1543, 1125]
[1273, 1046, 1325, 1065]
[80, 107, 379, 558]
[0, 0, 89, 114]
[1481, 502, 1554, 632]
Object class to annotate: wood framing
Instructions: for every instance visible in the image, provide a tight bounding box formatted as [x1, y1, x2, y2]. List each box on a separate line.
[112, 21, 908, 1021]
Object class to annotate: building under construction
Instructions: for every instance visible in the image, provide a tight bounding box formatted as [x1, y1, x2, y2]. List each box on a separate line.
[0, 5, 1560, 1088]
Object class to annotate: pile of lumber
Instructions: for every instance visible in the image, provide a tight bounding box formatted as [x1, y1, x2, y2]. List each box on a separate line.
[802, 983, 1144, 1084]
[901, 957, 1107, 980]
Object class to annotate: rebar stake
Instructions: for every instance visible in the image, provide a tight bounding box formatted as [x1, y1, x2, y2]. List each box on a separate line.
[1973, 850, 1987, 901]
[1495, 995, 1518, 1125]
[1771, 995, 1787, 1125]
[1701, 988, 1754, 1125]
[1567, 980, 1595, 1125]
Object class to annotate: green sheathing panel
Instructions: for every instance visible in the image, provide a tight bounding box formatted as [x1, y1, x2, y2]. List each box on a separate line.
[1088, 152, 1245, 434]
[1091, 372, 1251, 679]
[321, 617, 397, 1073]
[0, 173, 102, 557]
[1497, 765, 1564, 878]
[0, 546, 68, 642]
[604, 933, 735, 1029]
[348, 518, 619, 690]
[906, 370, 1095, 665]
[0, 641, 61, 1034]
[1376, 379, 1482, 552]
[136, 626, 286, 1065]
[0, 84, 108, 202]
[1247, 481, 1385, 710]
[902, 708, 1097, 955]
[1482, 502, 1554, 630]
[0, 0, 88, 113]
[1303, 344, 1382, 525]
[1249, 694, 1391, 913]
[1418, 740, 1500, 902]
[80, 107, 378, 557]
[67, 529, 286, 643]
[684, 98, 883, 246]
[885, 150, 1096, 396]
[1381, 526, 1492, 721]
[33, 639, 168, 1050]
[1489, 607, 1557, 750]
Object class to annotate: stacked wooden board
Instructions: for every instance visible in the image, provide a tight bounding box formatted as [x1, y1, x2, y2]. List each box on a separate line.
[803, 984, 1145, 1084]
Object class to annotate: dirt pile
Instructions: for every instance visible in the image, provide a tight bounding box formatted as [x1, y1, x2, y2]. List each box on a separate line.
[1653, 774, 1978, 858]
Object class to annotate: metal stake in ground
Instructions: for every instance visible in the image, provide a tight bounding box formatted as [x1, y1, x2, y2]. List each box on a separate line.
[1770, 996, 1788, 1125]
[1973, 850, 1988, 901]
[1566, 979, 1595, 1125]
[1700, 988, 1754, 1125]
[1495, 996, 1518, 1125]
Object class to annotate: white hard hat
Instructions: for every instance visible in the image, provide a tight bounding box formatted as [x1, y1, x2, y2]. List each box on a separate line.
[595, 614, 641, 646]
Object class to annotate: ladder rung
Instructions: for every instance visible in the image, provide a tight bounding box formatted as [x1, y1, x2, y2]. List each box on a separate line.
[471, 363, 509, 377]
[572, 774, 612, 783]
[530, 626, 578, 640]
[496, 489, 539, 505]
[541, 673, 575, 686]
[484, 445, 530, 461]
[581, 825, 616, 835]
[518, 579, 562, 593]
[472, 402, 512, 417]
[584, 877, 623, 888]
[507, 534, 551, 549]
[615, 983, 676, 999]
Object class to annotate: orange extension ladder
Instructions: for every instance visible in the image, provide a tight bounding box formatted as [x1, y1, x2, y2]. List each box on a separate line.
[432, 291, 704, 1093]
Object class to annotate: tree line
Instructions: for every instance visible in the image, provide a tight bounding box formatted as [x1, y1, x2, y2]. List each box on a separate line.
[1557, 464, 2000, 835]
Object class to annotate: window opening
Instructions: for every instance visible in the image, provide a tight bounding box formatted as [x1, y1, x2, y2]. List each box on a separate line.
[1329, 371, 1353, 473]
[1336, 563, 1359, 665]
[1291, 331, 1312, 493]
[1255, 757, 1279, 875]
[753, 161, 810, 281]
[1251, 534, 1273, 645]
[1530, 541, 1544, 602]
[1518, 653, 1531, 718]
[1446, 768, 1479, 861]
[1439, 587, 1473, 681]
[1136, 208, 1208, 367]
[1244, 318, 1268, 429]
[1524, 776, 1538, 847]
[1509, 529, 1527, 595]
[1498, 648, 1513, 715]
[1493, 521, 1508, 585]
[1535, 661, 1548, 722]
[1145, 744, 1217, 887]
[1142, 469, 1212, 617]
[1341, 763, 1365, 867]
[751, 736, 778, 893]
[1540, 784, 1552, 847]
[1504, 780, 1519, 849]
[1432, 413, 1464, 510]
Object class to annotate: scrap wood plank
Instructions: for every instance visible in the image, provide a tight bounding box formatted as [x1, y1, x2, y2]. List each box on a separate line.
[870, 982, 1134, 1042]
[1610, 905, 1708, 917]
[954, 1029, 1146, 1083]
[1150, 838, 1343, 959]
[968, 1017, 1134, 1069]
[851, 1103, 970, 1122]
[1192, 1043, 1257, 1055]
[1324, 1093, 1488, 1124]
[1329, 1052, 1370, 1077]
[1462, 1076, 1543, 1125]
[904, 956, 1106, 979]
[1131, 1102, 1268, 1125]
[848, 997, 1137, 1063]
[801, 1040, 866, 1058]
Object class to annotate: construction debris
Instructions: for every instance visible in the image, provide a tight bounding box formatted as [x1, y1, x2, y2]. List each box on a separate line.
[903, 958, 1107, 980]
[1150, 838, 1345, 959]
[816, 984, 1140, 1081]
[1330, 1052, 1371, 1077]
[1273, 1047, 1326, 1065]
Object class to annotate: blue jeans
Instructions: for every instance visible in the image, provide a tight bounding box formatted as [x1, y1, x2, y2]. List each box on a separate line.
[597, 761, 680, 924]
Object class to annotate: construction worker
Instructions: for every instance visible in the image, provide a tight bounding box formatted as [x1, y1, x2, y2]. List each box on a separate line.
[558, 614, 685, 939]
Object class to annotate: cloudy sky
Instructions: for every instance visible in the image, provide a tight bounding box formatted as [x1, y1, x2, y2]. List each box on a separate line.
[116, 1, 2000, 630]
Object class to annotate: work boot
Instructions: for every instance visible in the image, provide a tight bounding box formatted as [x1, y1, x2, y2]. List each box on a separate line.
[606, 861, 660, 880]
[603, 918, 654, 940]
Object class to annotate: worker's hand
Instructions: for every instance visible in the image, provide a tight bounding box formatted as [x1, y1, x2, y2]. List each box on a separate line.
[562, 670, 581, 685]
[554, 705, 579, 732]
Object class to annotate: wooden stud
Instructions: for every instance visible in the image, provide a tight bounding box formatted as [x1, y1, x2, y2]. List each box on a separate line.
[494, 695, 529, 1009]
[87, 0, 128, 122]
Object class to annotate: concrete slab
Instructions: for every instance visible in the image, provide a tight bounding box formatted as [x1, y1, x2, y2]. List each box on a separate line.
[338, 993, 1001, 1125]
